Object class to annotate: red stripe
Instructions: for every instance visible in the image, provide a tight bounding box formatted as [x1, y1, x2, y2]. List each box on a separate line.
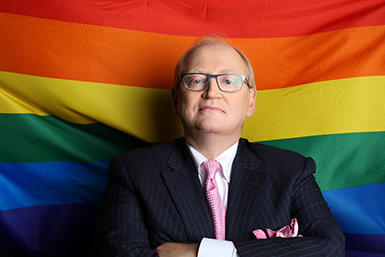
[1, 0, 385, 38]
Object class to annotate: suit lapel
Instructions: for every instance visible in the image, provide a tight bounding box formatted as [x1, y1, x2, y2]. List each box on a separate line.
[226, 139, 267, 241]
[162, 139, 214, 241]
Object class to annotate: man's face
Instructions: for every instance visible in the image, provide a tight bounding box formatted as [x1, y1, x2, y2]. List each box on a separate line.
[173, 43, 256, 139]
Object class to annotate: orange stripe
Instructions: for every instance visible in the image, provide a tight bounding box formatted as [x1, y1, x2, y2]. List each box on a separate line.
[1, 12, 385, 90]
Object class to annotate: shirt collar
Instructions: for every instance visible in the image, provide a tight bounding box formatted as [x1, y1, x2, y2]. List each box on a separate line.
[186, 140, 239, 183]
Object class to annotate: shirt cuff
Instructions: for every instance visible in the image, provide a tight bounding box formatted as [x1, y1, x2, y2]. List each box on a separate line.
[198, 237, 239, 257]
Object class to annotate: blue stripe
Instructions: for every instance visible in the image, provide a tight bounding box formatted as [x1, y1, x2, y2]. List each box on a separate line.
[322, 182, 385, 235]
[0, 160, 108, 211]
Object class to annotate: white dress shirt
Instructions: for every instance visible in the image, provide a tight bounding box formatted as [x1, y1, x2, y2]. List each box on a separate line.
[186, 141, 240, 257]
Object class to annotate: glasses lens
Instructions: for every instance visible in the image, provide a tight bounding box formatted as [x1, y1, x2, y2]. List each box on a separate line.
[183, 74, 208, 91]
[217, 75, 243, 92]
[182, 74, 245, 92]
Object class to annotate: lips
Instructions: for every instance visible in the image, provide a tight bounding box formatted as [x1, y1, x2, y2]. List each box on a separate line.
[199, 106, 224, 113]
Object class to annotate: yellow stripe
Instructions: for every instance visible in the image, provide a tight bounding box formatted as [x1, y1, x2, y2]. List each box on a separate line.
[1, 71, 384, 142]
[244, 76, 385, 141]
[0, 80, 50, 116]
[0, 71, 182, 142]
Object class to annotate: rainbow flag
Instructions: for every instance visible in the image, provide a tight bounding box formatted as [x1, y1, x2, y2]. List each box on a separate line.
[1, 0, 384, 255]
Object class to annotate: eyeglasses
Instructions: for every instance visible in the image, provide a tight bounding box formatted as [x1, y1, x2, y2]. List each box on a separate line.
[181, 73, 248, 92]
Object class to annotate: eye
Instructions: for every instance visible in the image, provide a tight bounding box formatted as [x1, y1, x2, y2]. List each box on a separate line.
[224, 79, 234, 85]
[191, 79, 202, 84]
[219, 76, 236, 87]
[186, 74, 207, 86]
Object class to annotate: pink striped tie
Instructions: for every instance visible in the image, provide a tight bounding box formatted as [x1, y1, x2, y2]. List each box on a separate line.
[201, 160, 226, 240]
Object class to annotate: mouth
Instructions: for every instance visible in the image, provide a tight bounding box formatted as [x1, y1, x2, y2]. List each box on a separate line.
[199, 106, 224, 113]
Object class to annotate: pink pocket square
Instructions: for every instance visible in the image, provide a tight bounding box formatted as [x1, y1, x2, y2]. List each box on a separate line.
[253, 218, 299, 239]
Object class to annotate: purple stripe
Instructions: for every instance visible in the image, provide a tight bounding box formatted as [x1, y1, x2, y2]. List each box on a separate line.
[345, 233, 385, 257]
[0, 203, 100, 256]
[1, 204, 384, 256]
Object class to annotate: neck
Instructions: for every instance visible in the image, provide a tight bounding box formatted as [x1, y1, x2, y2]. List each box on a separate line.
[185, 132, 240, 160]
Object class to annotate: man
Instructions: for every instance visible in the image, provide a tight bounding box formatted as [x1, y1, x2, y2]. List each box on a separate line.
[92, 38, 345, 256]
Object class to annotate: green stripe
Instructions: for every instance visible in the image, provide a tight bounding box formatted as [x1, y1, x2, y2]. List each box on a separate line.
[2, 114, 384, 191]
[0, 114, 151, 163]
[258, 132, 385, 191]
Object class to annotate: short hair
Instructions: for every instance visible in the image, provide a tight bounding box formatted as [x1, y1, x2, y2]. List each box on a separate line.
[173, 37, 256, 90]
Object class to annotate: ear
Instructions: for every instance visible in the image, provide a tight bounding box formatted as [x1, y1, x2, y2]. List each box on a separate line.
[246, 87, 257, 117]
[172, 87, 179, 115]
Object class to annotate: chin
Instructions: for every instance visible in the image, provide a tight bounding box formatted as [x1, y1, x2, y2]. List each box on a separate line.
[197, 125, 223, 134]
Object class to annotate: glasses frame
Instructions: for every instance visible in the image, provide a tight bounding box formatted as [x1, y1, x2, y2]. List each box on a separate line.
[180, 73, 249, 93]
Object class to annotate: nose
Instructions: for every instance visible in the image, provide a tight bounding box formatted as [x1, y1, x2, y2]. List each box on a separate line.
[203, 77, 221, 98]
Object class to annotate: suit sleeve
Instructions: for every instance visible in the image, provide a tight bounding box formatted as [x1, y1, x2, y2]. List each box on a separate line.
[234, 157, 345, 257]
[91, 156, 159, 257]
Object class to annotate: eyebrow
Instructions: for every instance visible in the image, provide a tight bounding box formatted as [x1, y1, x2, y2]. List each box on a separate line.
[186, 69, 238, 74]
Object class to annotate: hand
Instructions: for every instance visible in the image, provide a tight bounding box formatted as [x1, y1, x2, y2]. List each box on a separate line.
[154, 242, 199, 257]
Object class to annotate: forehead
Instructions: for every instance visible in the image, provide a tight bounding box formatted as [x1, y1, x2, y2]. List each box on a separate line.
[184, 42, 247, 74]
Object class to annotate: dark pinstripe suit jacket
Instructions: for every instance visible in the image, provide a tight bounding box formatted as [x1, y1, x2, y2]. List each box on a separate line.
[92, 138, 345, 256]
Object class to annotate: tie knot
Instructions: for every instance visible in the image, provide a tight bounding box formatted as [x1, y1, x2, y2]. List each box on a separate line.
[201, 160, 222, 179]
